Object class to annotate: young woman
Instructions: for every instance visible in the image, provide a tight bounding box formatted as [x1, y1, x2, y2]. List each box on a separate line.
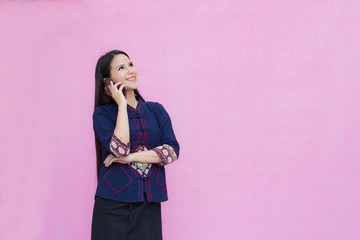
[91, 50, 180, 240]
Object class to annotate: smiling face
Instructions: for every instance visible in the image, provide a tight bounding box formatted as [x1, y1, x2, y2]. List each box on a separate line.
[104, 54, 138, 90]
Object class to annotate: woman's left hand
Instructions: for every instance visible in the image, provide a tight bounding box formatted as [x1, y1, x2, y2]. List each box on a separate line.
[104, 153, 134, 167]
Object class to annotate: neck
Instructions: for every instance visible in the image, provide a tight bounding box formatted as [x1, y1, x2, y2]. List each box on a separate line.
[126, 89, 137, 108]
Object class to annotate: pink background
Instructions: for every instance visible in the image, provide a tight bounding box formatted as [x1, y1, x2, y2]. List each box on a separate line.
[1, 0, 360, 239]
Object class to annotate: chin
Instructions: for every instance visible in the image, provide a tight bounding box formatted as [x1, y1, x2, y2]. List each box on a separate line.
[126, 86, 138, 90]
[126, 83, 138, 90]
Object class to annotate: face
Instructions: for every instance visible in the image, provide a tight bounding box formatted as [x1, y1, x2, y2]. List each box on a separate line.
[104, 54, 138, 90]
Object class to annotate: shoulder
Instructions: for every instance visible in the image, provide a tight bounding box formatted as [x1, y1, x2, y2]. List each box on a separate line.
[144, 100, 160, 107]
[143, 101, 172, 123]
[143, 100, 167, 115]
[143, 100, 163, 109]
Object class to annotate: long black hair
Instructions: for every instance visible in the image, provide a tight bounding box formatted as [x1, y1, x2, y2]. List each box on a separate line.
[94, 50, 145, 180]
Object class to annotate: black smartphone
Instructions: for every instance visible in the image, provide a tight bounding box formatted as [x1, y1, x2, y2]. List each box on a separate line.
[104, 78, 127, 98]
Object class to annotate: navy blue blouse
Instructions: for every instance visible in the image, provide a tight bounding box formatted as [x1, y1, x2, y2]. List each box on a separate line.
[93, 95, 180, 202]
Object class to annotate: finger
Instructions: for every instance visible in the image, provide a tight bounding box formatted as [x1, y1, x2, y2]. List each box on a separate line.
[109, 82, 117, 91]
[109, 84, 115, 96]
[111, 82, 122, 91]
[116, 83, 126, 92]
[110, 82, 116, 90]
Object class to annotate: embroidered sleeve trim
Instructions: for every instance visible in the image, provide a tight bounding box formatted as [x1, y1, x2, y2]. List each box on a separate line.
[109, 134, 130, 157]
[152, 144, 178, 166]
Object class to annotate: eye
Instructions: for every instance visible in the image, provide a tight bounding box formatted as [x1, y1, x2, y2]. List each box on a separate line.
[118, 63, 134, 70]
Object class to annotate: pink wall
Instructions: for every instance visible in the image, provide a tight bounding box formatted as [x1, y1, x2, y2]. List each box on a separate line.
[1, 0, 360, 239]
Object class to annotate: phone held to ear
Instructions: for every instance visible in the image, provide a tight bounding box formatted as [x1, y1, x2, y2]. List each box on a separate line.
[104, 78, 127, 98]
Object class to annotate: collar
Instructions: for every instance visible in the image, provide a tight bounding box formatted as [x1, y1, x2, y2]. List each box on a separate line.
[127, 95, 144, 117]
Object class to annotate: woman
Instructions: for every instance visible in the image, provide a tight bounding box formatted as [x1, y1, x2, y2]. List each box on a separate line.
[91, 50, 180, 240]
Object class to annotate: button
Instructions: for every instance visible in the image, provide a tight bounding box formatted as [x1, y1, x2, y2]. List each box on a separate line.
[135, 112, 145, 118]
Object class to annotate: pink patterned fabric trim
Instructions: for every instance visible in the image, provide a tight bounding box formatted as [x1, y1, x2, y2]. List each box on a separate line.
[152, 144, 178, 166]
[109, 134, 130, 157]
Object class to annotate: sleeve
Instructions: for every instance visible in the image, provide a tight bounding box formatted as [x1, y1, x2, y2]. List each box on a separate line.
[151, 103, 180, 166]
[93, 107, 130, 158]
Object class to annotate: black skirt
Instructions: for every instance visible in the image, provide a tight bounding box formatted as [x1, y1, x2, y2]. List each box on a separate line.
[91, 193, 162, 240]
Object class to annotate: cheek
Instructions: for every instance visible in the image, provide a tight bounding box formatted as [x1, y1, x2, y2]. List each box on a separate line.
[118, 72, 127, 79]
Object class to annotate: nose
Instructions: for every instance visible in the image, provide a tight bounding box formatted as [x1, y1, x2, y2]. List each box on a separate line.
[128, 66, 134, 74]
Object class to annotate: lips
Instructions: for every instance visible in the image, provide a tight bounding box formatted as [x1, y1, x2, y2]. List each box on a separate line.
[127, 76, 136, 81]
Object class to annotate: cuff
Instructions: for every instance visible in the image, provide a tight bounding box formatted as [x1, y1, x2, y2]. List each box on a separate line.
[152, 144, 178, 166]
[109, 134, 130, 157]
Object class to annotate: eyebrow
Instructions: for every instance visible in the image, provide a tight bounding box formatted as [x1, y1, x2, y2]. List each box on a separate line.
[116, 62, 133, 68]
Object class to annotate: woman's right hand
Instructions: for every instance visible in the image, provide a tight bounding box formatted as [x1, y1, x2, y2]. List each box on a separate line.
[109, 81, 127, 108]
[104, 153, 133, 167]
